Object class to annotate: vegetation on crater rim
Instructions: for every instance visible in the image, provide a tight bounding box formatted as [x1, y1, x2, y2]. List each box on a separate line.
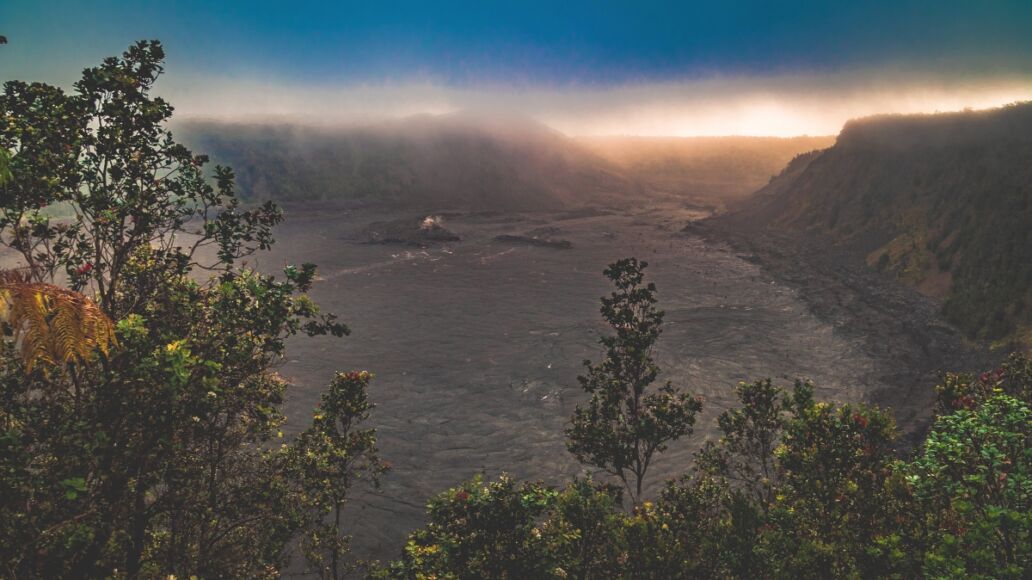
[1, 42, 1028, 579]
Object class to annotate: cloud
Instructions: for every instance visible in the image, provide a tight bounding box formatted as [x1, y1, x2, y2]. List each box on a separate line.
[162, 68, 1032, 137]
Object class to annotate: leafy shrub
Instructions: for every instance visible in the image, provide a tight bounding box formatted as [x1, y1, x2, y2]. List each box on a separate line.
[909, 394, 1031, 578]
[377, 475, 625, 579]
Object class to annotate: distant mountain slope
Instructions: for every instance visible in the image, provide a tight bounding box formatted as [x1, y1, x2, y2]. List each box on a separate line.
[175, 113, 641, 212]
[578, 135, 834, 203]
[729, 102, 1032, 346]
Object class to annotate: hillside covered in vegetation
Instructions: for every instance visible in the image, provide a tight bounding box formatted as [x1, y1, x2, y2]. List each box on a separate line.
[729, 102, 1032, 347]
[175, 114, 641, 212]
[177, 118, 833, 213]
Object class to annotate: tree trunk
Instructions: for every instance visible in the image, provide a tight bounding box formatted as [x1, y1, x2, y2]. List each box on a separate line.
[331, 502, 342, 580]
[125, 485, 147, 578]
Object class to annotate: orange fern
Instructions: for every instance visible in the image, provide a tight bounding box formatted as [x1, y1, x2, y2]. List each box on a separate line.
[0, 270, 117, 371]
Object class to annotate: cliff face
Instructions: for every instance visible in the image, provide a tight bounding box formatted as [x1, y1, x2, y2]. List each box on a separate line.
[731, 102, 1032, 346]
[177, 117, 834, 213]
[175, 113, 641, 212]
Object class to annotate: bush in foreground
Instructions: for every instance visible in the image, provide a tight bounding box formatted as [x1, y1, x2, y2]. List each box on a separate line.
[382, 354, 1032, 579]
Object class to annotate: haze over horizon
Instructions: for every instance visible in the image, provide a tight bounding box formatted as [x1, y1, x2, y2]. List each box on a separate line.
[3, 1, 1032, 136]
[3, 3, 1032, 576]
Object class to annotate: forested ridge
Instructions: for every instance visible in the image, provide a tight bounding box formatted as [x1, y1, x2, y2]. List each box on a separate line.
[175, 119, 832, 213]
[174, 115, 639, 212]
[732, 103, 1032, 347]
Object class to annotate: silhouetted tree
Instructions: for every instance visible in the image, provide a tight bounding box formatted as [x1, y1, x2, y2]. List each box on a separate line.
[566, 258, 701, 504]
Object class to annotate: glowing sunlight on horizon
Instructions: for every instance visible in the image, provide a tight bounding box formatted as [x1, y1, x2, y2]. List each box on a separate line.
[164, 73, 1032, 137]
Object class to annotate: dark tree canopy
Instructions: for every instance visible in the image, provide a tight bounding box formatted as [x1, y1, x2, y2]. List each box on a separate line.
[385, 355, 1032, 579]
[0, 41, 376, 579]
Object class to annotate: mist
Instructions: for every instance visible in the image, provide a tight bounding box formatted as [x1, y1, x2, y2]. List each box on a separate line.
[162, 69, 1032, 137]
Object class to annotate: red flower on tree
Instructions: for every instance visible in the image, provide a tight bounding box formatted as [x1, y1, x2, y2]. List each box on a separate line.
[852, 412, 869, 428]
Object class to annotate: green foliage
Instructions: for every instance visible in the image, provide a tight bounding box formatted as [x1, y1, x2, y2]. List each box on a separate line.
[695, 379, 798, 508]
[0, 40, 283, 314]
[0, 41, 367, 578]
[758, 395, 903, 578]
[376, 475, 627, 580]
[909, 394, 1031, 578]
[380, 474, 563, 579]
[389, 377, 925, 579]
[389, 356, 1031, 578]
[934, 351, 1032, 415]
[287, 371, 388, 580]
[620, 477, 730, 578]
[566, 258, 701, 504]
[0, 148, 11, 184]
[688, 379, 805, 578]
[385, 357, 1032, 577]
[690, 379, 913, 579]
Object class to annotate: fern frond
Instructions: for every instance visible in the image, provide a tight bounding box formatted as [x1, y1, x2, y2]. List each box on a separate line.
[0, 273, 117, 372]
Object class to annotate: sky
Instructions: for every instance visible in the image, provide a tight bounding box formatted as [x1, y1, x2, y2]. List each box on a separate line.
[2, 0, 1032, 136]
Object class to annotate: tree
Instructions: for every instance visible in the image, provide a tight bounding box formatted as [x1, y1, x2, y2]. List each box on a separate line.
[382, 474, 563, 579]
[0, 41, 354, 578]
[758, 391, 904, 579]
[907, 355, 1032, 578]
[380, 358, 1031, 579]
[934, 352, 1032, 415]
[688, 380, 916, 578]
[0, 149, 10, 182]
[688, 379, 806, 578]
[287, 371, 388, 580]
[376, 474, 626, 580]
[566, 258, 701, 505]
[1, 40, 285, 313]
[622, 476, 729, 579]
[695, 378, 797, 509]
[908, 394, 1031, 577]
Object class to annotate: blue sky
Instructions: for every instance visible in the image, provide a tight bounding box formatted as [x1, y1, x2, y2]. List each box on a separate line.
[5, 0, 1032, 84]
[3, 1, 1032, 135]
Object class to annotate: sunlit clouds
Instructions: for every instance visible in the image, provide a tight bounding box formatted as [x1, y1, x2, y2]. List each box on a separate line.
[6, 2, 1032, 137]
[164, 70, 1032, 137]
